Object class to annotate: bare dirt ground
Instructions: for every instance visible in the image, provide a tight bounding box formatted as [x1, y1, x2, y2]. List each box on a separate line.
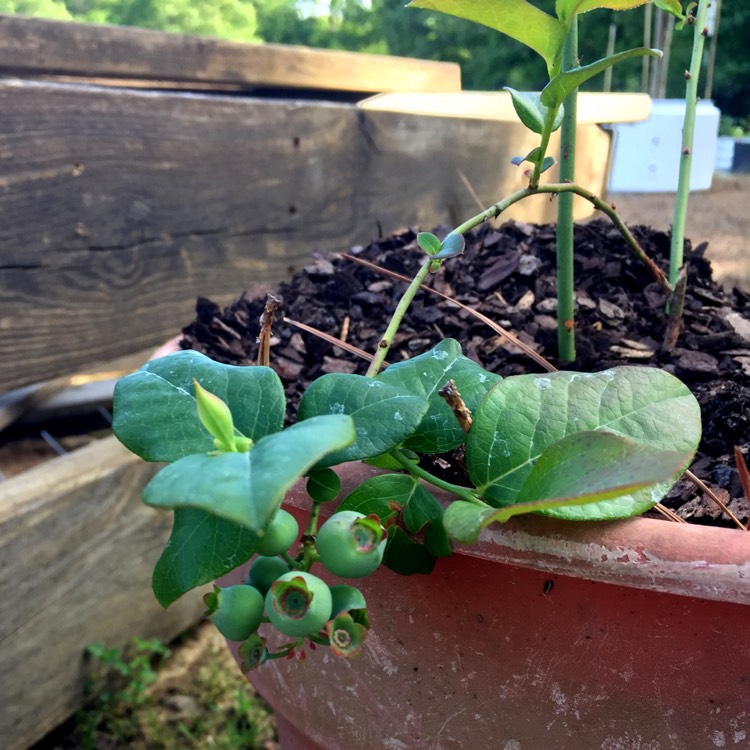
[607, 172, 750, 292]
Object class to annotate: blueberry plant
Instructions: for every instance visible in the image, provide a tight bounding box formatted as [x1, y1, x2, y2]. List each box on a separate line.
[112, 0, 705, 670]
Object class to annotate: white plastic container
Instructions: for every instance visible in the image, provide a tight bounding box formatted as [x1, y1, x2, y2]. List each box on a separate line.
[606, 99, 720, 192]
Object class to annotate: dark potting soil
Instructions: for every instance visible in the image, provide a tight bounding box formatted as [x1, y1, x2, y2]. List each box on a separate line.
[180, 219, 750, 528]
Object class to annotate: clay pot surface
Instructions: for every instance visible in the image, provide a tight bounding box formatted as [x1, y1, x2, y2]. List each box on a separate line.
[225, 463, 750, 750]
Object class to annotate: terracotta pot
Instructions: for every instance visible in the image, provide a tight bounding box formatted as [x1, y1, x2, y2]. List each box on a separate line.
[223, 462, 750, 750]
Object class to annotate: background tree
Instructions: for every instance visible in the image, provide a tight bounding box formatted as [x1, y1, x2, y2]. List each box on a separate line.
[0, 0, 746, 118]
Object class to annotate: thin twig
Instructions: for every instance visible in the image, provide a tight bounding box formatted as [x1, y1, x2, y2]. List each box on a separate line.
[257, 293, 282, 367]
[685, 469, 748, 530]
[283, 317, 381, 365]
[662, 267, 688, 351]
[340, 253, 557, 373]
[438, 379, 473, 434]
[654, 502, 687, 523]
[732, 446, 750, 531]
[457, 168, 485, 211]
[449, 183, 672, 295]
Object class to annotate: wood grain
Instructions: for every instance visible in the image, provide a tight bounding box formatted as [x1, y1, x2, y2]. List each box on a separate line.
[0, 80, 612, 392]
[0, 437, 209, 750]
[0, 14, 461, 94]
[0, 80, 366, 391]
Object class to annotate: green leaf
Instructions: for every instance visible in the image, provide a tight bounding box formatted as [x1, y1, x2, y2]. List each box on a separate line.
[113, 351, 285, 462]
[337, 474, 415, 522]
[298, 374, 428, 466]
[152, 509, 259, 607]
[445, 432, 691, 541]
[511, 147, 541, 167]
[433, 232, 465, 259]
[417, 232, 442, 256]
[384, 527, 437, 575]
[307, 468, 341, 504]
[511, 150, 556, 173]
[377, 339, 501, 454]
[652, 0, 684, 19]
[442, 501, 493, 545]
[364, 452, 408, 470]
[467, 367, 701, 520]
[409, 0, 566, 75]
[555, 0, 649, 26]
[539, 156, 557, 173]
[506, 431, 692, 520]
[143, 415, 355, 530]
[541, 47, 663, 108]
[504, 88, 564, 135]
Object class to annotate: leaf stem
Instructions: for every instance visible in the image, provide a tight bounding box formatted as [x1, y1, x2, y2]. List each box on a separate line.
[389, 448, 485, 506]
[281, 551, 302, 570]
[365, 257, 434, 377]
[555, 16, 578, 362]
[529, 106, 559, 189]
[451, 182, 671, 294]
[670, 0, 710, 287]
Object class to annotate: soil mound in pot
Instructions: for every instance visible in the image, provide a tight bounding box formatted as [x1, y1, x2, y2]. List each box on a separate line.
[180, 219, 750, 528]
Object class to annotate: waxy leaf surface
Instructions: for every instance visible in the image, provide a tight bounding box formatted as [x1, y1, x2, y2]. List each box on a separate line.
[505, 88, 564, 135]
[143, 414, 355, 529]
[555, 0, 648, 25]
[541, 47, 663, 108]
[298, 374, 428, 465]
[652, 0, 683, 18]
[152, 509, 259, 607]
[377, 339, 500, 454]
[467, 367, 700, 520]
[410, 0, 565, 74]
[113, 351, 284, 462]
[417, 231, 442, 255]
[445, 431, 692, 542]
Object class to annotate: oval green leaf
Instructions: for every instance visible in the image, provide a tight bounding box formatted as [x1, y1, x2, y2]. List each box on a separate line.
[152, 509, 259, 608]
[113, 351, 285, 462]
[555, 0, 649, 26]
[505, 87, 564, 135]
[298, 374, 428, 466]
[409, 0, 565, 74]
[417, 231, 442, 255]
[377, 339, 500, 454]
[433, 232, 465, 260]
[541, 47, 663, 108]
[307, 468, 342, 504]
[467, 367, 701, 520]
[143, 414, 356, 530]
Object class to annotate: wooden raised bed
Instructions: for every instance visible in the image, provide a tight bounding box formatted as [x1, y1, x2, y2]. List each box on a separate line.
[0, 15, 649, 749]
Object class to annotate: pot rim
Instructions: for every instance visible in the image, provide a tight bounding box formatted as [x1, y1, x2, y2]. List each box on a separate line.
[283, 462, 750, 606]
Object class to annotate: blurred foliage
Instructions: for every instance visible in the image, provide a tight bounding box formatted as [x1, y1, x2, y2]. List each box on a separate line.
[1, 0, 747, 116]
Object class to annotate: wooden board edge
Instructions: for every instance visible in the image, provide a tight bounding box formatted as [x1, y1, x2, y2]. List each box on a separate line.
[0, 15, 461, 93]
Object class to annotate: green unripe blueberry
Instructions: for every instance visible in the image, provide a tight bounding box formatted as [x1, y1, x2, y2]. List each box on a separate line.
[316, 511, 386, 579]
[203, 584, 264, 642]
[265, 571, 332, 638]
[246, 555, 291, 596]
[255, 509, 299, 556]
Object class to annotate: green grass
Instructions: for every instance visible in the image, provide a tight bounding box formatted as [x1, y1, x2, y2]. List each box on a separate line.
[34, 625, 277, 750]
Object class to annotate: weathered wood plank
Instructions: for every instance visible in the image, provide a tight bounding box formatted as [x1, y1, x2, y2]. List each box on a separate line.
[0, 79, 612, 392]
[0, 436, 209, 750]
[357, 106, 612, 230]
[0, 80, 368, 392]
[361, 91, 653, 125]
[0, 14, 461, 94]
